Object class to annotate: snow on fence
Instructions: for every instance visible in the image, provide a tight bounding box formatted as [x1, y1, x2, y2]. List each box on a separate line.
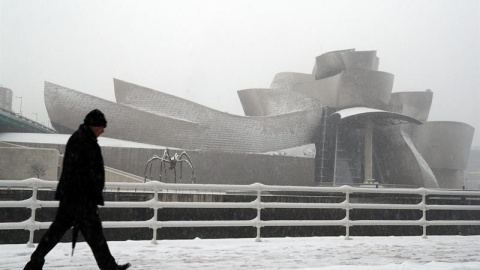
[1, 178, 480, 247]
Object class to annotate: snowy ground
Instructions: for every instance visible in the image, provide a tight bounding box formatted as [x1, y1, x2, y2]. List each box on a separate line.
[2, 236, 480, 269]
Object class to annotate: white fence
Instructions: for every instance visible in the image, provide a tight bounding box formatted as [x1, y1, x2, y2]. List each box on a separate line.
[1, 178, 480, 247]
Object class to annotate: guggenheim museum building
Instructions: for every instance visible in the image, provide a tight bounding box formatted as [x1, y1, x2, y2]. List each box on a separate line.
[0, 49, 475, 189]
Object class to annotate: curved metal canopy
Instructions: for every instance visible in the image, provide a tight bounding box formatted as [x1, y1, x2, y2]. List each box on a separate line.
[331, 107, 423, 128]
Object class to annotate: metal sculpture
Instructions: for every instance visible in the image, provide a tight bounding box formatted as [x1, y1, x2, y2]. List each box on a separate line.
[144, 148, 196, 183]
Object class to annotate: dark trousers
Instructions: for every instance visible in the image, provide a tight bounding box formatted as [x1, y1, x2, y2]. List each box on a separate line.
[25, 202, 117, 270]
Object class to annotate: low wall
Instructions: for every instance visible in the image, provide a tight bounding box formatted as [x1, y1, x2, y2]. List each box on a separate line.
[0, 147, 59, 180]
[10, 142, 315, 186]
[102, 148, 315, 186]
[0, 142, 22, 148]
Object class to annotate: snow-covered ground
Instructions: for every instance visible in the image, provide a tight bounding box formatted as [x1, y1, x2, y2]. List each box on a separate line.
[2, 236, 479, 269]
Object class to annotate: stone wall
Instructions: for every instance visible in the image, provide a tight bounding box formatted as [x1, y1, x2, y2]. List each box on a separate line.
[0, 147, 59, 180]
[10, 141, 315, 186]
[90, 147, 315, 186]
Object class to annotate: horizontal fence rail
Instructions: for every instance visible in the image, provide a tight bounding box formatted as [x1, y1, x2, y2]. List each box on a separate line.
[1, 178, 480, 246]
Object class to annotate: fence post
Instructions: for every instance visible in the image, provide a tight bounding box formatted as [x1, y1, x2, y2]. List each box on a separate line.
[255, 185, 262, 242]
[344, 189, 352, 240]
[27, 186, 39, 247]
[151, 187, 160, 245]
[421, 189, 428, 239]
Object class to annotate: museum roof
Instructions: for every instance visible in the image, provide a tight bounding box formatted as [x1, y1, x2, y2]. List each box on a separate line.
[331, 107, 423, 127]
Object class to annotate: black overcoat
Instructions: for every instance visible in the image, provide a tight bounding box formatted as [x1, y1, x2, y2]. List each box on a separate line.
[55, 124, 105, 206]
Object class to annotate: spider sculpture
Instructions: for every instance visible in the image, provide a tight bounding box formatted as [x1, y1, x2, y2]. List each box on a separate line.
[144, 148, 196, 183]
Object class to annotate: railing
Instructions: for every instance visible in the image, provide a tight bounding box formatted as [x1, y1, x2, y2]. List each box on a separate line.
[1, 178, 480, 247]
[0, 108, 56, 133]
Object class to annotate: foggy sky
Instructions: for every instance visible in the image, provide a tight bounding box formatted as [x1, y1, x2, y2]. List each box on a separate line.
[1, 0, 479, 146]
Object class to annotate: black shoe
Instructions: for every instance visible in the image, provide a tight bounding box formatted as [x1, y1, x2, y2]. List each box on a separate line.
[116, 263, 131, 270]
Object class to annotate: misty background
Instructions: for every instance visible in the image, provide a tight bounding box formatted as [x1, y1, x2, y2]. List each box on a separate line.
[1, 0, 479, 146]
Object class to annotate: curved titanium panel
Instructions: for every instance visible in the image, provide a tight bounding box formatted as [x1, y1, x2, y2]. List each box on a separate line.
[237, 88, 322, 116]
[430, 169, 465, 189]
[374, 125, 438, 188]
[312, 49, 354, 80]
[388, 91, 433, 121]
[269, 72, 314, 91]
[313, 49, 378, 80]
[293, 69, 394, 110]
[114, 78, 214, 123]
[341, 51, 379, 71]
[112, 79, 325, 152]
[237, 88, 267, 116]
[409, 121, 474, 170]
[45, 82, 205, 149]
[407, 121, 474, 189]
[336, 69, 392, 110]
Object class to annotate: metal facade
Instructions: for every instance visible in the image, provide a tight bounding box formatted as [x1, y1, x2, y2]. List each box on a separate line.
[42, 49, 475, 188]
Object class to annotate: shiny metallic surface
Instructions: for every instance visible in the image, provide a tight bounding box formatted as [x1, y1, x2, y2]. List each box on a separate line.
[410, 121, 474, 169]
[341, 50, 379, 71]
[407, 121, 474, 188]
[237, 88, 321, 116]
[48, 80, 324, 153]
[45, 82, 204, 148]
[388, 91, 433, 121]
[269, 72, 314, 91]
[373, 125, 438, 188]
[313, 49, 378, 80]
[293, 69, 394, 110]
[312, 49, 355, 80]
[41, 49, 475, 189]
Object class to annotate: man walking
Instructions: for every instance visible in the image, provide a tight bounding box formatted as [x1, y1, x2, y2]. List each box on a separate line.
[24, 109, 130, 270]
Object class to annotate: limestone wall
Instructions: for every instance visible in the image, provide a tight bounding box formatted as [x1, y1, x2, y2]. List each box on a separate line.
[8, 141, 314, 186]
[101, 147, 315, 186]
[0, 142, 22, 148]
[0, 147, 59, 180]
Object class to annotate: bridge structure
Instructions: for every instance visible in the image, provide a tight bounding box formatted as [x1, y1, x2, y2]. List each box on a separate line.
[0, 108, 55, 134]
